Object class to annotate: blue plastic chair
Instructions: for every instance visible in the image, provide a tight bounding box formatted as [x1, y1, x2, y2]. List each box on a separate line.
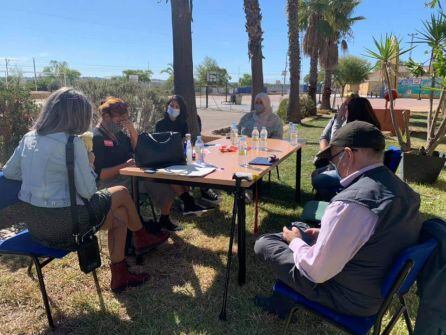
[273, 235, 438, 335]
[0, 172, 101, 329]
[383, 146, 402, 174]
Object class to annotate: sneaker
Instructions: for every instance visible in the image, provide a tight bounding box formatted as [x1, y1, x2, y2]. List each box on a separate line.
[254, 294, 295, 320]
[182, 202, 214, 217]
[200, 188, 221, 205]
[160, 216, 183, 232]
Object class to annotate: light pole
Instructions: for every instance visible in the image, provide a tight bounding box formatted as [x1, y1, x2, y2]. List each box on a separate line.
[408, 33, 418, 59]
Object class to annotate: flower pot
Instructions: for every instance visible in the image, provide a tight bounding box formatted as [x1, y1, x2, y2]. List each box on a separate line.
[401, 151, 446, 184]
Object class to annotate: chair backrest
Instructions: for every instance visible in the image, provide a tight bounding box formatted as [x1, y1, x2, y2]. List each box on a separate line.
[0, 172, 22, 210]
[383, 146, 402, 173]
[381, 238, 438, 297]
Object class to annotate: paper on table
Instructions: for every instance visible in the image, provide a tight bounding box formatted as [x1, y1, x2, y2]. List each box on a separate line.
[156, 163, 217, 177]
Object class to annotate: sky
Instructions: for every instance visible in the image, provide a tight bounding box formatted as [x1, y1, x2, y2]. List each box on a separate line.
[0, 0, 439, 83]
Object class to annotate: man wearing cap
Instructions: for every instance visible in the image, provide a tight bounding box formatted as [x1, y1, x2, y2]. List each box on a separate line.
[254, 121, 422, 317]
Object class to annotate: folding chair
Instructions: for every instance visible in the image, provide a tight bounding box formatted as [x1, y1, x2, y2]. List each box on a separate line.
[273, 236, 438, 335]
[0, 172, 103, 329]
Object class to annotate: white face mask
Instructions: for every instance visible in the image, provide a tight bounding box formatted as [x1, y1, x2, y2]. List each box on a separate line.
[167, 106, 180, 120]
[331, 151, 346, 177]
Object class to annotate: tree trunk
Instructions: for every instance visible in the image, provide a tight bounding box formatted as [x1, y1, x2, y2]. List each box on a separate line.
[171, 0, 199, 137]
[321, 69, 332, 110]
[286, 0, 300, 123]
[384, 64, 410, 152]
[428, 49, 435, 140]
[307, 50, 318, 115]
[244, 0, 264, 110]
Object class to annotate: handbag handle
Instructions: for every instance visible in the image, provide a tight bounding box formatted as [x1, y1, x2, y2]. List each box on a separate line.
[147, 132, 174, 144]
[66, 136, 80, 245]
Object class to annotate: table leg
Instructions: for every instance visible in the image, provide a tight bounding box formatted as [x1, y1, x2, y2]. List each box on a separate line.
[131, 176, 141, 216]
[295, 148, 302, 204]
[237, 188, 246, 285]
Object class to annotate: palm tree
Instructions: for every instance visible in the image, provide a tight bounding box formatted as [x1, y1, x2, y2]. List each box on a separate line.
[170, 0, 199, 137]
[318, 0, 364, 110]
[299, 0, 327, 115]
[287, 0, 301, 123]
[415, 14, 446, 140]
[366, 35, 411, 152]
[244, 0, 265, 110]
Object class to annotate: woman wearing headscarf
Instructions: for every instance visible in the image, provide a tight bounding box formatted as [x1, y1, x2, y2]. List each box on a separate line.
[238, 92, 283, 139]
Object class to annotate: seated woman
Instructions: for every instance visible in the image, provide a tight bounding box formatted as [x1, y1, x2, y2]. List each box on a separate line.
[238, 92, 283, 139]
[93, 97, 209, 232]
[155, 95, 220, 206]
[3, 88, 169, 293]
[312, 96, 382, 200]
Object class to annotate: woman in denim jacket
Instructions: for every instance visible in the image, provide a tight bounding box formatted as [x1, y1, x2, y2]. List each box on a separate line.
[3, 88, 169, 293]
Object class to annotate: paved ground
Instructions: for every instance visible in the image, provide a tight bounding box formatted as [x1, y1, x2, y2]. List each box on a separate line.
[197, 94, 438, 132]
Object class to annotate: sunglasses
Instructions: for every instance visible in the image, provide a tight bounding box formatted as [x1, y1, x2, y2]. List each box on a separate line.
[327, 148, 358, 164]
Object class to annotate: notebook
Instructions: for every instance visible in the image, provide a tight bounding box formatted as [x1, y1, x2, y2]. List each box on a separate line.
[248, 157, 273, 166]
[156, 163, 216, 177]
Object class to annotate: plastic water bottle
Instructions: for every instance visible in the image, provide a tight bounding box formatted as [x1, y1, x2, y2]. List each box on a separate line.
[288, 122, 293, 142]
[195, 135, 205, 164]
[290, 123, 298, 146]
[185, 133, 193, 164]
[230, 122, 239, 146]
[238, 135, 248, 167]
[260, 127, 268, 151]
[251, 126, 260, 151]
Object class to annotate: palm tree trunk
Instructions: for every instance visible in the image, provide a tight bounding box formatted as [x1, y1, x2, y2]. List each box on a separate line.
[428, 49, 436, 140]
[307, 50, 318, 115]
[286, 0, 300, 123]
[244, 0, 264, 110]
[321, 69, 332, 110]
[171, 0, 199, 137]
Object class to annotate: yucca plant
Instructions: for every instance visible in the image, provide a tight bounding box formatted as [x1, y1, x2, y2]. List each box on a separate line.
[365, 34, 412, 152]
[414, 14, 446, 130]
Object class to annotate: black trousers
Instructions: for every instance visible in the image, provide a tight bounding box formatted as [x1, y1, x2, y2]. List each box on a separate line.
[254, 232, 381, 317]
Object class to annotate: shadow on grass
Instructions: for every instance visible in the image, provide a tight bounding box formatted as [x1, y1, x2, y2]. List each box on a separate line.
[261, 181, 314, 210]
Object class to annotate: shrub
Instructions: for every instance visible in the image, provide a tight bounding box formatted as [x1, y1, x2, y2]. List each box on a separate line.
[74, 79, 167, 132]
[277, 95, 316, 122]
[0, 81, 39, 165]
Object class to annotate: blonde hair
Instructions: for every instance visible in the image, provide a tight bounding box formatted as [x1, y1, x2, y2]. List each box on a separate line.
[33, 87, 92, 135]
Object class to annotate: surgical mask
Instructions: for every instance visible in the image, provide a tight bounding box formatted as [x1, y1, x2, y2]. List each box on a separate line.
[254, 104, 265, 114]
[331, 151, 346, 176]
[167, 106, 181, 120]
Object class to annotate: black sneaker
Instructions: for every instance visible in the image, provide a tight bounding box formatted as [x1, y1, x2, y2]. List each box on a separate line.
[160, 216, 183, 232]
[254, 295, 294, 320]
[182, 203, 214, 217]
[200, 188, 221, 205]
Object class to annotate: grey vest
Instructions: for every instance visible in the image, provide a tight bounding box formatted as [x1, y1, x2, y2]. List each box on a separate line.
[327, 166, 422, 316]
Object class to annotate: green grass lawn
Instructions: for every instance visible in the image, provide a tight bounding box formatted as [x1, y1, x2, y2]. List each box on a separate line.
[0, 114, 444, 334]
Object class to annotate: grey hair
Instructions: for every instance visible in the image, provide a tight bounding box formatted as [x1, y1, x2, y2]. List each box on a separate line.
[33, 87, 93, 135]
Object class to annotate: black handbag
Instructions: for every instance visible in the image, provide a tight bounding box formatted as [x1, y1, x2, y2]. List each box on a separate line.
[135, 131, 186, 169]
[66, 136, 101, 274]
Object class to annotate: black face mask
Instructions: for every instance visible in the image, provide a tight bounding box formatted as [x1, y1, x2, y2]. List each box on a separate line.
[102, 120, 123, 135]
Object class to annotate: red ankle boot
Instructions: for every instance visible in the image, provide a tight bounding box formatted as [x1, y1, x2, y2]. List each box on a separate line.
[110, 261, 150, 293]
[133, 227, 170, 255]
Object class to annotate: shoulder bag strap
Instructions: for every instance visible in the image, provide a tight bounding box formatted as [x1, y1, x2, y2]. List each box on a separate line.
[66, 135, 80, 245]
